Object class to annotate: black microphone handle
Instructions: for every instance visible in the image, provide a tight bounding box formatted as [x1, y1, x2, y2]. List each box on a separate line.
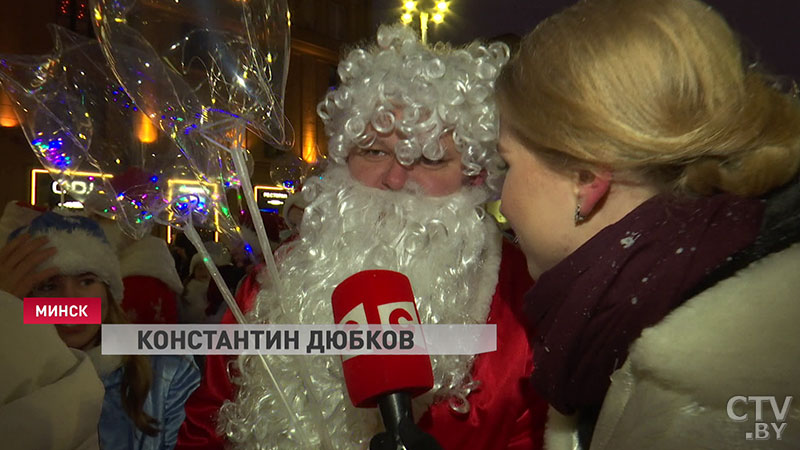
[377, 391, 413, 441]
[372, 392, 444, 450]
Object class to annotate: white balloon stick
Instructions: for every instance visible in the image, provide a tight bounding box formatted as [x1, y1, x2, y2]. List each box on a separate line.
[182, 222, 305, 444]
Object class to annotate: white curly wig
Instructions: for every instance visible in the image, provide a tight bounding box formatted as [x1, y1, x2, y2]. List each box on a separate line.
[317, 24, 511, 192]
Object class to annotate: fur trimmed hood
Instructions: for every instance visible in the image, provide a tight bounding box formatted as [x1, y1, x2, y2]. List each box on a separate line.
[546, 243, 800, 450]
[8, 211, 125, 302]
[629, 244, 800, 404]
[119, 236, 183, 294]
[586, 243, 800, 450]
[0, 202, 45, 244]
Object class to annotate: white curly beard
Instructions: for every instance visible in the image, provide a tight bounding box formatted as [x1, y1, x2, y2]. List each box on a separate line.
[217, 166, 502, 449]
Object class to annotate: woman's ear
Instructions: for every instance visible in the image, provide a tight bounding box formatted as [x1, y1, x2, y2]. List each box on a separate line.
[574, 169, 612, 220]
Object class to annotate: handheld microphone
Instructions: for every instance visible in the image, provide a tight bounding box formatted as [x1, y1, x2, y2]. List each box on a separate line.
[331, 270, 437, 448]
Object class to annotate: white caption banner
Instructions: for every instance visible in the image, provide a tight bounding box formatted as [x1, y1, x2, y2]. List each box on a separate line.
[101, 324, 497, 356]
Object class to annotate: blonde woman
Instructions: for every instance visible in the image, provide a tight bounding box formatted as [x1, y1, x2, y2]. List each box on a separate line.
[495, 0, 800, 448]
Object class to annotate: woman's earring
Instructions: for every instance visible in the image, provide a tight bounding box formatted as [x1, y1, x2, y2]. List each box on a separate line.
[574, 205, 586, 224]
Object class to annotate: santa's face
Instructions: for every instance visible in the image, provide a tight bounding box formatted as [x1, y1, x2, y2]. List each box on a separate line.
[346, 131, 481, 197]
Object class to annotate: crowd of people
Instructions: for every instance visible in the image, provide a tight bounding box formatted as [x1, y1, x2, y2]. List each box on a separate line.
[1, 0, 799, 448]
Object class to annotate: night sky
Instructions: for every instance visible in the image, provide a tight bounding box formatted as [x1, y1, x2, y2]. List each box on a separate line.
[371, 0, 800, 81]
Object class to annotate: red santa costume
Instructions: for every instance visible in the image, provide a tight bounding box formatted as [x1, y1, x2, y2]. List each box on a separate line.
[177, 24, 547, 449]
[178, 168, 547, 449]
[97, 218, 184, 324]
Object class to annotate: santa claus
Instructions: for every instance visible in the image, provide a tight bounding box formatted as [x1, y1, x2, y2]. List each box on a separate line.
[178, 25, 547, 449]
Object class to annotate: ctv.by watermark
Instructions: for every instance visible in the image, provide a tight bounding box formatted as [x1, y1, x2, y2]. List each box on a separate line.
[727, 395, 793, 441]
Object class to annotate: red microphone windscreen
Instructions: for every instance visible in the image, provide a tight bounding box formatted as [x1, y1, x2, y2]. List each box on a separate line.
[331, 270, 434, 408]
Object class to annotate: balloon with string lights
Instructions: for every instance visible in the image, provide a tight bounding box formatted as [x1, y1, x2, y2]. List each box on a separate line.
[0, 29, 92, 206]
[90, 1, 320, 442]
[269, 152, 304, 193]
[92, 0, 293, 289]
[0, 26, 241, 243]
[0, 33, 274, 422]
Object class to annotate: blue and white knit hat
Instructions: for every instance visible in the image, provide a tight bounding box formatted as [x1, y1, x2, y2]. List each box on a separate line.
[9, 211, 124, 301]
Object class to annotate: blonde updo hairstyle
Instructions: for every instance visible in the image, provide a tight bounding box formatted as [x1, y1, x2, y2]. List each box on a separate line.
[318, 24, 511, 192]
[497, 0, 800, 197]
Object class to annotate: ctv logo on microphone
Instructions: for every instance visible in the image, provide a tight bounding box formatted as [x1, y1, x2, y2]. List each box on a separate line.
[338, 301, 420, 325]
[336, 301, 423, 361]
[726, 395, 793, 441]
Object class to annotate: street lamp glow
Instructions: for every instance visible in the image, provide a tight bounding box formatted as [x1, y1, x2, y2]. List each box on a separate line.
[399, 0, 448, 43]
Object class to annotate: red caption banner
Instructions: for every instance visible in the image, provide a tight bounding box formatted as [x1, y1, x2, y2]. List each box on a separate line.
[23, 297, 102, 324]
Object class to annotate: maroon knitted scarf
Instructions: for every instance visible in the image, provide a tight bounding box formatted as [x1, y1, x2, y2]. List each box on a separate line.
[524, 194, 764, 414]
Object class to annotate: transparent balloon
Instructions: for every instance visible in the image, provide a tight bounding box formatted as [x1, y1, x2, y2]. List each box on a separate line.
[269, 152, 304, 193]
[92, 0, 293, 287]
[0, 31, 93, 201]
[0, 26, 241, 242]
[90, 2, 324, 442]
[300, 152, 328, 187]
[91, 0, 293, 160]
[268, 151, 328, 194]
